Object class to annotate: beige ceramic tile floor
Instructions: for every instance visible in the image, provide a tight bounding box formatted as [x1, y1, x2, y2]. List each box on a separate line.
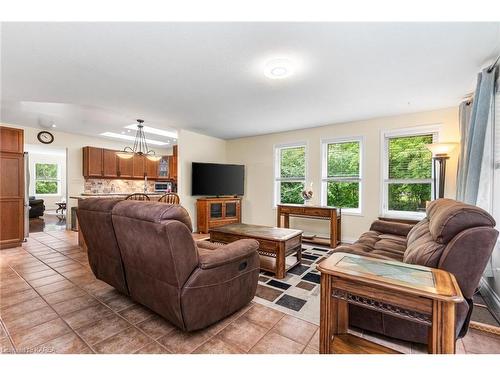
[1, 230, 499, 354]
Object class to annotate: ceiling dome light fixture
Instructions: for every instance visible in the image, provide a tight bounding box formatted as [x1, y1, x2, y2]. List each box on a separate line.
[116, 119, 162, 161]
[264, 58, 295, 79]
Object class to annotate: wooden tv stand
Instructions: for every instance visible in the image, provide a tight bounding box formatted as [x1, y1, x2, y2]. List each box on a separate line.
[196, 197, 242, 233]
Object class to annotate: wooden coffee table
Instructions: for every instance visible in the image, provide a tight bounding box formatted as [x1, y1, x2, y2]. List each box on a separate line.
[209, 223, 302, 279]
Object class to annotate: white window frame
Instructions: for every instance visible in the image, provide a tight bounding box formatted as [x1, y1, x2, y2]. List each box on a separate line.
[273, 141, 308, 207]
[320, 136, 364, 215]
[380, 125, 441, 220]
[34, 162, 61, 196]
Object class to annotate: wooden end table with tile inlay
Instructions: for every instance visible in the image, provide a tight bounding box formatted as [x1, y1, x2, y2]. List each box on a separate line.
[209, 223, 302, 279]
[317, 252, 464, 354]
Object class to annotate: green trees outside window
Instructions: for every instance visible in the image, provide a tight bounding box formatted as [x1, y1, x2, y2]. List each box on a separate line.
[277, 146, 305, 204]
[327, 181, 359, 208]
[275, 133, 434, 213]
[280, 181, 304, 204]
[324, 141, 361, 209]
[35, 163, 59, 194]
[386, 134, 434, 212]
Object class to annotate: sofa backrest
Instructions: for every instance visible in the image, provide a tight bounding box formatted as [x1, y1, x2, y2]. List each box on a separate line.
[76, 198, 129, 295]
[403, 198, 498, 298]
[426, 198, 496, 243]
[111, 200, 199, 328]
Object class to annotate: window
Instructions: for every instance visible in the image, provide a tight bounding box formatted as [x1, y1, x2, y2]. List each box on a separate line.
[35, 163, 59, 195]
[321, 137, 362, 213]
[274, 143, 307, 205]
[382, 127, 438, 218]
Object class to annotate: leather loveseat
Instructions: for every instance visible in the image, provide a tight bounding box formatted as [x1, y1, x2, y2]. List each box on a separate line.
[333, 198, 498, 344]
[29, 196, 45, 218]
[77, 198, 260, 331]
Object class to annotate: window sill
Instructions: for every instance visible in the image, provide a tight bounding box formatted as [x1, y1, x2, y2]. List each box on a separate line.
[341, 210, 363, 217]
[380, 211, 426, 221]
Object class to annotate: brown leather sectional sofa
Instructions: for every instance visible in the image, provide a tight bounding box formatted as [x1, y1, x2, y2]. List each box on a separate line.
[77, 198, 260, 331]
[333, 198, 498, 344]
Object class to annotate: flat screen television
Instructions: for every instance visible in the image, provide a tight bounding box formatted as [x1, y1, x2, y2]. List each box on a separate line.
[192, 162, 244, 196]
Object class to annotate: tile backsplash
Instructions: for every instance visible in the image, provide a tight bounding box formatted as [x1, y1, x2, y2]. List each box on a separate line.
[84, 179, 156, 194]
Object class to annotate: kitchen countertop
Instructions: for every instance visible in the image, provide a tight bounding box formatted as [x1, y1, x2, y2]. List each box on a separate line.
[70, 192, 167, 199]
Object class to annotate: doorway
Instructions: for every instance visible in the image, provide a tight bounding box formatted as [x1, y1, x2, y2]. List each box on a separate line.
[25, 144, 68, 233]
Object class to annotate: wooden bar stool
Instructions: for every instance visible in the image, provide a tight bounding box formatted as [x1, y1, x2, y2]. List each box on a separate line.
[158, 193, 180, 204]
[125, 193, 150, 201]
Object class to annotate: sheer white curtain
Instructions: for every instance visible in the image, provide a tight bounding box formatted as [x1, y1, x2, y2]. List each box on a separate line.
[486, 77, 500, 285]
[457, 67, 497, 204]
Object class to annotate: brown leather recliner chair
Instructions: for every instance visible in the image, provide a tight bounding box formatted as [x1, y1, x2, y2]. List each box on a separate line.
[77, 198, 130, 295]
[332, 198, 498, 344]
[77, 199, 260, 331]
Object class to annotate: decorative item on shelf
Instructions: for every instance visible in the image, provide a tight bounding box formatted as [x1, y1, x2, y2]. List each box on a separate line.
[158, 157, 169, 177]
[425, 142, 458, 199]
[116, 119, 161, 161]
[301, 182, 314, 205]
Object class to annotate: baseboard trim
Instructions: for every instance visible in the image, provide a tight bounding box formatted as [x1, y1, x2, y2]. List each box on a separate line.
[479, 278, 500, 324]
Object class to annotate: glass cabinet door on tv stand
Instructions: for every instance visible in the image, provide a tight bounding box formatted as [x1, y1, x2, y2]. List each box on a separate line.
[210, 203, 223, 219]
[196, 197, 242, 233]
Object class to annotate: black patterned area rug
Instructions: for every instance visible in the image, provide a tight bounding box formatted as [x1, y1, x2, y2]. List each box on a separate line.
[252, 244, 333, 325]
[252, 243, 500, 329]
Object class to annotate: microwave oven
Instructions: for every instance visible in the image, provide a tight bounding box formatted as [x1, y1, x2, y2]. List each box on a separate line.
[154, 181, 173, 192]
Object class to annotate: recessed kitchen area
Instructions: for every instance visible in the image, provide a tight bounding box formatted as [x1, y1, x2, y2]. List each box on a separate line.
[70, 131, 178, 248]
[80, 144, 178, 196]
[75, 119, 178, 198]
[65, 120, 179, 248]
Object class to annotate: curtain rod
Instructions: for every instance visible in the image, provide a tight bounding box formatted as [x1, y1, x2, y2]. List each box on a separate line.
[487, 53, 500, 73]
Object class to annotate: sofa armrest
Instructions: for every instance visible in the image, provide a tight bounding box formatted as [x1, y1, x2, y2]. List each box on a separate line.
[198, 239, 259, 269]
[196, 240, 223, 251]
[369, 220, 414, 237]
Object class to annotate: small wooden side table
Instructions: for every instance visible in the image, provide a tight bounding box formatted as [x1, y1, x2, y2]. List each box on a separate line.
[317, 252, 463, 354]
[276, 204, 341, 248]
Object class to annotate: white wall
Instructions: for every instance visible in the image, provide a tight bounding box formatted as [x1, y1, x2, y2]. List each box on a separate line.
[177, 129, 227, 229]
[226, 107, 460, 242]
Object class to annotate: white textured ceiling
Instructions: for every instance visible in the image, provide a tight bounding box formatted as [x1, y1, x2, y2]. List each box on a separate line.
[1, 22, 499, 140]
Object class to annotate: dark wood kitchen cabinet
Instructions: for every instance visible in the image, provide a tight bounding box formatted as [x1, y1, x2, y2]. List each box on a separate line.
[169, 145, 178, 181]
[145, 158, 158, 179]
[117, 156, 133, 178]
[82, 146, 176, 180]
[102, 149, 119, 178]
[132, 155, 145, 178]
[83, 147, 103, 177]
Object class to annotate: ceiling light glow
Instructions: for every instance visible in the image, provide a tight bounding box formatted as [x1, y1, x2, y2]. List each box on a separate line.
[264, 58, 295, 79]
[100, 132, 168, 146]
[124, 124, 177, 139]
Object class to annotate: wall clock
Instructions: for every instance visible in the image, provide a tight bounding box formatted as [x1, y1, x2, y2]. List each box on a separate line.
[37, 131, 54, 144]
